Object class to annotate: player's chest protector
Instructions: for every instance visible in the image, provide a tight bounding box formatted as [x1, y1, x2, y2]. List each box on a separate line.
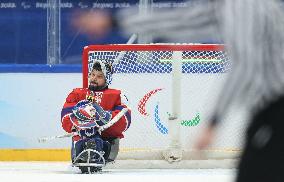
[84, 89, 120, 110]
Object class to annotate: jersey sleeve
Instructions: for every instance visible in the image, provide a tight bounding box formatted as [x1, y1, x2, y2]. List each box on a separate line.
[101, 93, 131, 139]
[61, 89, 80, 133]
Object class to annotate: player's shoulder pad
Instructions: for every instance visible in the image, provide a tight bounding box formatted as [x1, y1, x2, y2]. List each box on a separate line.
[104, 88, 121, 95]
[66, 88, 88, 103]
[72, 88, 88, 93]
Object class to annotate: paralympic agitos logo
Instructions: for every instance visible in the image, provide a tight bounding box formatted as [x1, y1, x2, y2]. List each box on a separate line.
[137, 88, 200, 134]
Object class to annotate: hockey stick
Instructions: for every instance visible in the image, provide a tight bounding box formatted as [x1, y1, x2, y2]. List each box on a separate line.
[38, 133, 75, 143]
[38, 108, 129, 143]
[97, 108, 128, 132]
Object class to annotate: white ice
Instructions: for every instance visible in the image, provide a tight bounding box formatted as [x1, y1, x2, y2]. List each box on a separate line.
[0, 162, 236, 182]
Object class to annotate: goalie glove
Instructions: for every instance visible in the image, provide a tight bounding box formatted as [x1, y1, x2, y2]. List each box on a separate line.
[91, 102, 112, 126]
[72, 100, 96, 122]
[71, 100, 112, 129]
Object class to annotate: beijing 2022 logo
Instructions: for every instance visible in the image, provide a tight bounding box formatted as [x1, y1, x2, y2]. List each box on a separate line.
[137, 88, 200, 135]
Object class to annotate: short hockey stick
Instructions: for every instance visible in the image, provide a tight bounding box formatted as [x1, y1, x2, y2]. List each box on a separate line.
[38, 108, 128, 143]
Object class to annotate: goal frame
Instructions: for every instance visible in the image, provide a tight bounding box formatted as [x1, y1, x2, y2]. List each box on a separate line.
[81, 44, 240, 168]
[82, 44, 225, 88]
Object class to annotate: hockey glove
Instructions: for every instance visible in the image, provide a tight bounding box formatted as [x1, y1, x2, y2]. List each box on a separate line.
[91, 102, 112, 126]
[73, 100, 96, 122]
[72, 100, 112, 127]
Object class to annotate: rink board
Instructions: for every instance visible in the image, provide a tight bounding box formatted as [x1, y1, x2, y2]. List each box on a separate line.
[0, 72, 246, 161]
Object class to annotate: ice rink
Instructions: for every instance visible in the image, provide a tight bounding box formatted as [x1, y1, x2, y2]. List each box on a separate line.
[0, 162, 236, 182]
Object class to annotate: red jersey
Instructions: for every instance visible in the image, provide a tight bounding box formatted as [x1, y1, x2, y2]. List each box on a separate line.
[61, 87, 131, 141]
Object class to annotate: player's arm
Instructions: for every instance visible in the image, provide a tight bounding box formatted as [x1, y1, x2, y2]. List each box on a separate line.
[111, 96, 131, 132]
[61, 90, 80, 133]
[102, 93, 131, 138]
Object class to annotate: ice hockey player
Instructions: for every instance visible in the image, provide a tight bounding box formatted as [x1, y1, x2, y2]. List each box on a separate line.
[61, 61, 131, 173]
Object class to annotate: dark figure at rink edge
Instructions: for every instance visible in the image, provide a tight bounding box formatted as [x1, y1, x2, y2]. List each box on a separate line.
[61, 61, 131, 173]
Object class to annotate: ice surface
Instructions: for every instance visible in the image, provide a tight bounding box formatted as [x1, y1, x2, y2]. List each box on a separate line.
[0, 162, 235, 182]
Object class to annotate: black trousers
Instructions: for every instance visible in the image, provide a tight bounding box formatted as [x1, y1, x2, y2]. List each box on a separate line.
[236, 95, 284, 182]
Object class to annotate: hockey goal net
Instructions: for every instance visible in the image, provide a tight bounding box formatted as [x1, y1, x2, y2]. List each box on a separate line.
[82, 44, 245, 167]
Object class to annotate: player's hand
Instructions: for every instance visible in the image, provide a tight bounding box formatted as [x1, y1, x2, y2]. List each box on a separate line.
[72, 100, 112, 127]
[73, 100, 97, 121]
[91, 102, 112, 126]
[79, 104, 96, 118]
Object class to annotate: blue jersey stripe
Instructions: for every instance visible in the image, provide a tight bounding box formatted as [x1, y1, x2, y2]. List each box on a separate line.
[113, 105, 131, 128]
[61, 106, 74, 119]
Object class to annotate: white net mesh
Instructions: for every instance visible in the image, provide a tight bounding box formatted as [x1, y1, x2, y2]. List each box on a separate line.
[83, 44, 246, 160]
[88, 49, 230, 75]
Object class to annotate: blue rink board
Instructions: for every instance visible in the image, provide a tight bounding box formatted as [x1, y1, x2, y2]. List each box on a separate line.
[0, 64, 82, 73]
